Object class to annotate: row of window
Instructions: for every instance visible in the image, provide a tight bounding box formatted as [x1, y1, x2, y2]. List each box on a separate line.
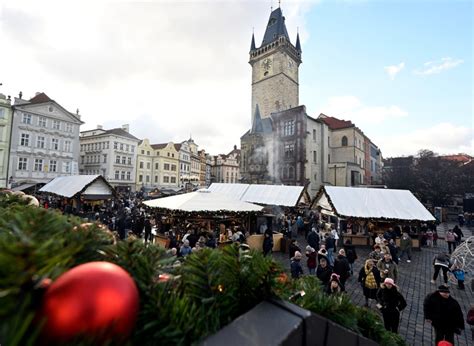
[137, 161, 178, 171]
[21, 113, 74, 132]
[17, 157, 71, 173]
[81, 142, 110, 152]
[81, 154, 107, 164]
[138, 174, 177, 184]
[115, 155, 133, 165]
[19, 133, 72, 152]
[114, 171, 132, 181]
[113, 142, 135, 152]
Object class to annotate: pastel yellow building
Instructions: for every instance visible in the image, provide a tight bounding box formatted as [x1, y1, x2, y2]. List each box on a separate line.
[136, 140, 180, 191]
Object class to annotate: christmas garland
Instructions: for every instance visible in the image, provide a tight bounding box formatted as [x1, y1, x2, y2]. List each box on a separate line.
[0, 193, 405, 345]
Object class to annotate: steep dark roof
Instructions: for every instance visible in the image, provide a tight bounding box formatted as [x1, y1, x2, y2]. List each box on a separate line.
[261, 7, 290, 47]
[319, 114, 354, 130]
[250, 104, 273, 135]
[105, 128, 140, 141]
[295, 33, 301, 52]
[250, 33, 256, 51]
[151, 143, 168, 150]
[174, 143, 182, 151]
[29, 92, 53, 104]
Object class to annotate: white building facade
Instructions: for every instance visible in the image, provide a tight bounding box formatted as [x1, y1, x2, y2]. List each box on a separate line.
[79, 124, 139, 192]
[9, 93, 83, 187]
[0, 93, 13, 188]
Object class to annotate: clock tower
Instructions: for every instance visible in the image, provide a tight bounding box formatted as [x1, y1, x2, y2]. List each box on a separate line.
[250, 7, 302, 121]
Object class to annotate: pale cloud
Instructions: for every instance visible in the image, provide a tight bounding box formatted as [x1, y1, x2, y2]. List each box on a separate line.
[318, 95, 408, 125]
[0, 0, 317, 155]
[384, 62, 405, 80]
[374, 123, 474, 157]
[414, 57, 464, 75]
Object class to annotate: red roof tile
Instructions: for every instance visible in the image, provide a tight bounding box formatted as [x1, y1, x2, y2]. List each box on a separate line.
[319, 115, 354, 130]
[29, 92, 52, 104]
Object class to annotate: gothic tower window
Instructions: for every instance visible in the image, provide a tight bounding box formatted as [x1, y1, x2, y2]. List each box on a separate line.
[342, 136, 348, 146]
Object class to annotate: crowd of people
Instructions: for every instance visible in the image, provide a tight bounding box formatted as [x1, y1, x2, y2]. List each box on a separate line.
[33, 192, 473, 345]
[285, 217, 472, 345]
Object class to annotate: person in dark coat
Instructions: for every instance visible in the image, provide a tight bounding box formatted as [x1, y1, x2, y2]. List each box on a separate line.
[431, 252, 451, 285]
[358, 259, 381, 307]
[325, 273, 343, 295]
[343, 239, 357, 275]
[117, 214, 126, 240]
[289, 239, 301, 260]
[307, 227, 320, 250]
[262, 231, 273, 256]
[325, 234, 336, 266]
[316, 257, 333, 286]
[376, 278, 407, 332]
[424, 285, 465, 345]
[305, 246, 317, 275]
[290, 251, 304, 279]
[144, 216, 152, 244]
[452, 225, 464, 246]
[333, 249, 351, 291]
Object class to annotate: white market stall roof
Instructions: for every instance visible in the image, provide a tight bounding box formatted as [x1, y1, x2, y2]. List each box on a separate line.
[208, 183, 305, 207]
[314, 186, 435, 222]
[143, 189, 263, 213]
[39, 175, 115, 199]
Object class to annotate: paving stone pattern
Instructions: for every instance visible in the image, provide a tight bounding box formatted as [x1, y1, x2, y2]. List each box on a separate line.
[273, 223, 473, 346]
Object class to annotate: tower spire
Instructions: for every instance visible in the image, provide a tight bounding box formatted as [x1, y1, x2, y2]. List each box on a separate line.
[296, 29, 301, 52]
[250, 31, 256, 51]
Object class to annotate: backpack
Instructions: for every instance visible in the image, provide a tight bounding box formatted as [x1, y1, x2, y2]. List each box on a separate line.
[467, 307, 474, 325]
[446, 232, 455, 242]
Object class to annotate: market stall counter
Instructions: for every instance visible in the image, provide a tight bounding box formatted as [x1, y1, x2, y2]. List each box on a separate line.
[247, 233, 283, 252]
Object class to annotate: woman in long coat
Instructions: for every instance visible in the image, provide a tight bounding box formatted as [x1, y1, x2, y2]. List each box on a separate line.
[358, 259, 381, 307]
[376, 278, 407, 332]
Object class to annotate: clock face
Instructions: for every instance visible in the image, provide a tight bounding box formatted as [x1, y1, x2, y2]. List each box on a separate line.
[262, 58, 272, 71]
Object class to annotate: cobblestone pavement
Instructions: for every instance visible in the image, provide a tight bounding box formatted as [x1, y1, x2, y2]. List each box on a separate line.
[273, 223, 473, 346]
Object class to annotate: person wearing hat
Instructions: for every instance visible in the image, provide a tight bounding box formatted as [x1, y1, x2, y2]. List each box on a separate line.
[325, 273, 343, 295]
[424, 285, 465, 345]
[376, 278, 407, 332]
[333, 249, 351, 291]
[305, 246, 317, 275]
[290, 251, 304, 279]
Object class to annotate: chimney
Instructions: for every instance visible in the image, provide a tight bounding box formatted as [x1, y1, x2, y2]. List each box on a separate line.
[122, 124, 129, 133]
[234, 145, 237, 150]
[97, 125, 103, 130]
[19, 91, 23, 99]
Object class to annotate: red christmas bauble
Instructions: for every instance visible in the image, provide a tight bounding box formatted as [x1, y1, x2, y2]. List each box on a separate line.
[39, 261, 139, 342]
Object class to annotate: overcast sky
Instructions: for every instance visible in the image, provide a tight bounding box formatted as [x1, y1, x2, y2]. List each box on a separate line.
[0, 0, 472, 157]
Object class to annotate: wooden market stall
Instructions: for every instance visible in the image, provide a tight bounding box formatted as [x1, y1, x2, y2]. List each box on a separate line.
[39, 175, 115, 213]
[312, 186, 436, 248]
[142, 189, 264, 247]
[208, 183, 308, 252]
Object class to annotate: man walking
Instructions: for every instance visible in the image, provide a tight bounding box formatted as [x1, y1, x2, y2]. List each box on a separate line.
[424, 285, 464, 345]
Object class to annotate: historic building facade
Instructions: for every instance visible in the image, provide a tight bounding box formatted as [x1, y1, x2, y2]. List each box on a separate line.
[9, 93, 83, 187]
[79, 124, 139, 191]
[211, 145, 241, 184]
[0, 93, 12, 188]
[241, 7, 382, 196]
[134, 139, 181, 191]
